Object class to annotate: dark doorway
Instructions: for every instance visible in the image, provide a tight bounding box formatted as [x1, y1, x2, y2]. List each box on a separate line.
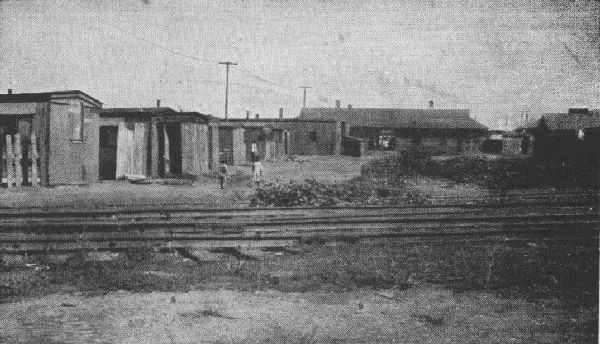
[157, 123, 182, 176]
[284, 131, 289, 155]
[218, 127, 234, 165]
[99, 126, 118, 180]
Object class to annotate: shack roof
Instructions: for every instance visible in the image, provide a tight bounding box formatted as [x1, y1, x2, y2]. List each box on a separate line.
[299, 107, 486, 130]
[0, 90, 102, 107]
[101, 107, 217, 122]
[539, 110, 600, 130]
[221, 118, 339, 123]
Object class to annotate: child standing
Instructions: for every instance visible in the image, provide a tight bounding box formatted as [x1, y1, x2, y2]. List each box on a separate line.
[219, 160, 229, 189]
[252, 159, 264, 188]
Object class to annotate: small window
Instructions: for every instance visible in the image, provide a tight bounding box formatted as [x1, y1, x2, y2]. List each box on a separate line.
[69, 99, 84, 141]
[309, 131, 318, 141]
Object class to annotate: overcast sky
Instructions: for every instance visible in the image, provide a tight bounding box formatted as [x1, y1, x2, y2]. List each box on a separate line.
[0, 0, 598, 128]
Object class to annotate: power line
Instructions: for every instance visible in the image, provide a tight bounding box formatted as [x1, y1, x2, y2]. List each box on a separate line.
[109, 24, 298, 97]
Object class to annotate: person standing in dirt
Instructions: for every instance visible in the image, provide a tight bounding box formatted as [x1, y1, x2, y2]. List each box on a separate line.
[252, 158, 264, 188]
[219, 160, 229, 189]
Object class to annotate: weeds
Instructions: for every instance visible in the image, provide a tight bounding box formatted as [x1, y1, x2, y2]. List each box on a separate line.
[250, 178, 427, 207]
[360, 154, 600, 189]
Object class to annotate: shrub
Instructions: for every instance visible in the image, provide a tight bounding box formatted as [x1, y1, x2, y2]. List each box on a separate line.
[360, 153, 597, 189]
[250, 179, 426, 207]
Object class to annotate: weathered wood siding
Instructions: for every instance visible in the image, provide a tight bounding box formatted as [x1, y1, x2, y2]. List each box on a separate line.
[47, 100, 99, 184]
[115, 121, 148, 178]
[181, 122, 209, 176]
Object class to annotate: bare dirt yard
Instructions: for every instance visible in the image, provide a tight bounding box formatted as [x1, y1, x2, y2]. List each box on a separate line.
[0, 236, 596, 343]
[0, 154, 382, 209]
[0, 283, 585, 344]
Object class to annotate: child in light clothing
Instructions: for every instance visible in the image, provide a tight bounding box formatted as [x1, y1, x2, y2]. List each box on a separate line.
[252, 160, 264, 188]
[218, 160, 229, 189]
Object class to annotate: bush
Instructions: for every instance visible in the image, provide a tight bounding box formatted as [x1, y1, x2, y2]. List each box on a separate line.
[250, 179, 426, 207]
[360, 154, 597, 189]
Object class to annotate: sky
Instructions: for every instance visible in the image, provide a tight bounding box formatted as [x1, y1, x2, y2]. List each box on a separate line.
[0, 0, 598, 128]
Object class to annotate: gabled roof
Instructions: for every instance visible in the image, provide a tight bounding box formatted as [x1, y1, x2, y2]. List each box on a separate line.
[0, 90, 102, 107]
[299, 107, 487, 130]
[539, 110, 600, 130]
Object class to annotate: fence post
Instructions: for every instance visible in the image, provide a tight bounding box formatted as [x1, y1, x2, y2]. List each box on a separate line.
[5, 135, 14, 188]
[14, 134, 22, 187]
[30, 134, 39, 187]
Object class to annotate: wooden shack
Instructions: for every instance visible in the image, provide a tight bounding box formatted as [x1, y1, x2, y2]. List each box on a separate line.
[219, 118, 342, 163]
[99, 108, 219, 180]
[0, 90, 102, 186]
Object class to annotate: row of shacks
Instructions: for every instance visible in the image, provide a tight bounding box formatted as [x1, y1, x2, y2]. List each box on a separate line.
[0, 90, 350, 186]
[6, 90, 595, 188]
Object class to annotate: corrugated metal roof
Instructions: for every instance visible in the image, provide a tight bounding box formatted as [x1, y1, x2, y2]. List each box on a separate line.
[299, 107, 487, 130]
[540, 110, 600, 130]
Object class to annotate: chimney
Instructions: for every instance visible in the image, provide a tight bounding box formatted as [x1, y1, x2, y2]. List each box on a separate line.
[347, 104, 352, 110]
[156, 99, 161, 107]
[7, 89, 12, 95]
[335, 100, 341, 109]
[428, 100, 434, 109]
[279, 108, 284, 119]
[246, 110, 250, 120]
[255, 113, 260, 119]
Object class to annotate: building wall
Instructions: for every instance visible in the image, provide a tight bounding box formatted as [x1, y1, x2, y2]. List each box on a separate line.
[232, 128, 246, 165]
[221, 119, 342, 157]
[502, 137, 523, 156]
[181, 122, 209, 175]
[47, 99, 99, 184]
[349, 126, 486, 154]
[115, 121, 149, 178]
[209, 123, 219, 170]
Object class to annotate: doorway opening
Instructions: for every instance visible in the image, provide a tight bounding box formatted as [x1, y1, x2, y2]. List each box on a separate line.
[99, 126, 118, 180]
[157, 123, 182, 176]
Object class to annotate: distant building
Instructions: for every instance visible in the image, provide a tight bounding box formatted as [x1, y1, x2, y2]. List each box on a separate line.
[530, 109, 599, 181]
[0, 90, 102, 186]
[299, 101, 487, 155]
[480, 130, 533, 156]
[218, 117, 345, 164]
[99, 107, 218, 180]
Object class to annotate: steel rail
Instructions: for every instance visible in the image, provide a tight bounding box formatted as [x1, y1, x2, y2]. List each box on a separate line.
[0, 198, 596, 220]
[0, 205, 596, 253]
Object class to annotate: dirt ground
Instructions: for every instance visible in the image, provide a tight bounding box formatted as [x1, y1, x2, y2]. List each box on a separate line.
[0, 153, 596, 343]
[0, 154, 381, 209]
[0, 284, 586, 344]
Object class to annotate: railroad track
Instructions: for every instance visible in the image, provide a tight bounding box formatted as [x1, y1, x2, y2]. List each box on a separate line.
[0, 199, 597, 253]
[0, 189, 596, 213]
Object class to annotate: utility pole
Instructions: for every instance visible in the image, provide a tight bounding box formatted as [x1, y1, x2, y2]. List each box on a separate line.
[219, 61, 237, 119]
[299, 86, 311, 109]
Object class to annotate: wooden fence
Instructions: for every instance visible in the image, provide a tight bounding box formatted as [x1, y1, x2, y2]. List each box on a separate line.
[1, 134, 40, 188]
